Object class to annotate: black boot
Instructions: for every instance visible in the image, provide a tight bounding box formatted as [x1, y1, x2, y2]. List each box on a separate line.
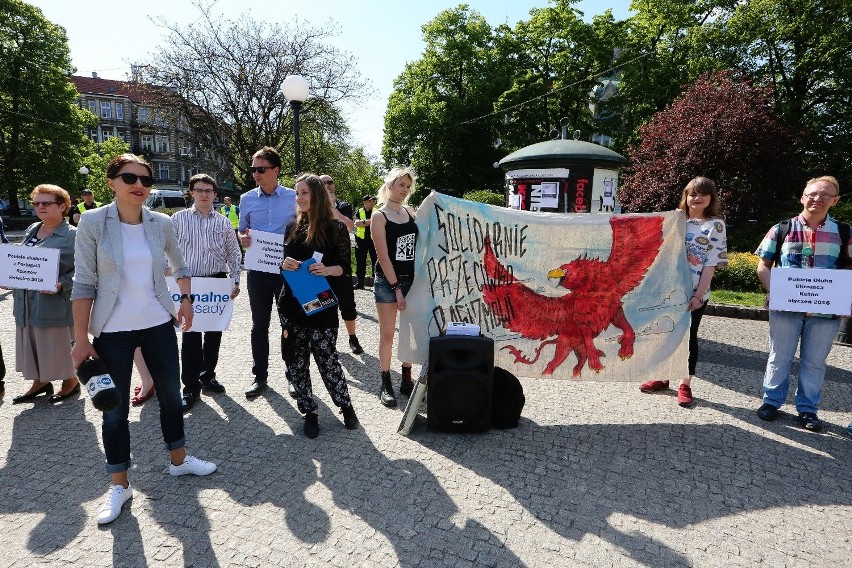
[349, 334, 364, 355]
[379, 371, 397, 408]
[399, 366, 414, 397]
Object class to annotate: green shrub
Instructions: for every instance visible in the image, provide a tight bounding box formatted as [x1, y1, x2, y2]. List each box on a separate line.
[463, 190, 504, 206]
[713, 252, 763, 292]
[726, 221, 771, 254]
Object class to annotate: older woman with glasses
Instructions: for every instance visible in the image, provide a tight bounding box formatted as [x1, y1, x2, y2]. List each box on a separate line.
[71, 153, 217, 525]
[9, 184, 78, 404]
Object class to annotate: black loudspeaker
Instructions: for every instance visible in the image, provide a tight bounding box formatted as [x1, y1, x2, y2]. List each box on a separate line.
[427, 335, 494, 432]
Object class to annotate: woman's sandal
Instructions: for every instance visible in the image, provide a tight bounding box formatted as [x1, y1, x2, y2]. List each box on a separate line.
[131, 385, 156, 406]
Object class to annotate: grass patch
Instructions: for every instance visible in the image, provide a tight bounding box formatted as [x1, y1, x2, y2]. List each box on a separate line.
[710, 289, 765, 307]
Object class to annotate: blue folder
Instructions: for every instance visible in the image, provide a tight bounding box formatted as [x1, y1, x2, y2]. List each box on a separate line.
[281, 258, 339, 316]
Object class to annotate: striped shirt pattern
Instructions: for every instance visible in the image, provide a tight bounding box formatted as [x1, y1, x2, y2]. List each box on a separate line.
[172, 206, 242, 284]
[755, 214, 848, 269]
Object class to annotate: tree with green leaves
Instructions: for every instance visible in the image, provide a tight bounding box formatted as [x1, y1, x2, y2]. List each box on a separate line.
[0, 0, 95, 215]
[383, 5, 511, 193]
[618, 70, 798, 224]
[726, 0, 852, 184]
[606, 0, 738, 153]
[494, 1, 622, 150]
[79, 137, 131, 203]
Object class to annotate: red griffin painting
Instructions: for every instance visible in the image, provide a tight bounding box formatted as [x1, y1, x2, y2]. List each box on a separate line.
[482, 215, 664, 377]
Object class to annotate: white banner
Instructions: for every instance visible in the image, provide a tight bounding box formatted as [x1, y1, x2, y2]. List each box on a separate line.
[166, 277, 236, 332]
[398, 193, 692, 382]
[243, 229, 284, 274]
[769, 268, 852, 316]
[0, 243, 60, 292]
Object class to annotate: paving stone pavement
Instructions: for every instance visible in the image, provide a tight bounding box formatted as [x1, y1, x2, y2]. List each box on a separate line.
[0, 286, 850, 568]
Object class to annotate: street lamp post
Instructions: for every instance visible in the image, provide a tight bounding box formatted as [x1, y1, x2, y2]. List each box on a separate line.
[79, 165, 89, 194]
[281, 75, 309, 175]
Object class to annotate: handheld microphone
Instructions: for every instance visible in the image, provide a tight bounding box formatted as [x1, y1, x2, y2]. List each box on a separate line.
[76, 359, 120, 412]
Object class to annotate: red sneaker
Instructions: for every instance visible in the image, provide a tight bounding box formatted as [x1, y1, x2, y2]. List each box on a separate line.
[639, 380, 669, 393]
[677, 384, 693, 407]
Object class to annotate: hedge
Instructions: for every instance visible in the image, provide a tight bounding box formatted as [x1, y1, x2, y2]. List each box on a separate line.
[712, 252, 763, 292]
[463, 190, 504, 206]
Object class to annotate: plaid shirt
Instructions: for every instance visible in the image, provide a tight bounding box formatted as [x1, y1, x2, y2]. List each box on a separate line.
[755, 214, 848, 269]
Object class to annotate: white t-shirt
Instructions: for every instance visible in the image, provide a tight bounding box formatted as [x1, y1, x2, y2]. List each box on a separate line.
[685, 218, 728, 302]
[102, 223, 172, 332]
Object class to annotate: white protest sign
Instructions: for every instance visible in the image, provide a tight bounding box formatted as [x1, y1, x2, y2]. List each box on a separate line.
[166, 277, 236, 331]
[0, 243, 60, 292]
[769, 268, 852, 316]
[243, 229, 284, 274]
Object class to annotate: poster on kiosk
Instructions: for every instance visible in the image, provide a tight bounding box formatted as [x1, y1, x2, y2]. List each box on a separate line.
[505, 168, 620, 214]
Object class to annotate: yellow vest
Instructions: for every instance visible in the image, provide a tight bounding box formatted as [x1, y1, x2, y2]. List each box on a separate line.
[221, 204, 239, 228]
[355, 208, 370, 239]
[77, 201, 102, 214]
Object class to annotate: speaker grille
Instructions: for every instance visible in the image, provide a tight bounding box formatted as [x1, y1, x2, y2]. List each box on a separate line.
[428, 336, 494, 432]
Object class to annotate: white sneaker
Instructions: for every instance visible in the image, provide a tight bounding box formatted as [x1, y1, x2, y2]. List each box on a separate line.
[96, 484, 133, 525]
[169, 454, 217, 477]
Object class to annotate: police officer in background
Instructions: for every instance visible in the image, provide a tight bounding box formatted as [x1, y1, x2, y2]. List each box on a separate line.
[220, 196, 242, 257]
[220, 197, 240, 237]
[72, 189, 102, 226]
[353, 195, 377, 289]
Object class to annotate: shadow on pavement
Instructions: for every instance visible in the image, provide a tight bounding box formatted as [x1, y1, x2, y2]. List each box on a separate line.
[413, 419, 852, 566]
[698, 337, 852, 411]
[0, 398, 102, 556]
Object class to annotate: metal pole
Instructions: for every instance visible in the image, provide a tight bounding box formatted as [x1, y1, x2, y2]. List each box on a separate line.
[291, 100, 303, 175]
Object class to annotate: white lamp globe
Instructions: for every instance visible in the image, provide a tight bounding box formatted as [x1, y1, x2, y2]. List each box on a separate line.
[281, 75, 309, 102]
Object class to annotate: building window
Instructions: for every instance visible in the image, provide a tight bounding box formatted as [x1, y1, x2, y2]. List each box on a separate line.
[103, 131, 113, 140]
[100, 102, 111, 119]
[158, 163, 170, 180]
[141, 135, 153, 151]
[116, 103, 124, 120]
[89, 130, 99, 143]
[88, 100, 96, 114]
[155, 135, 169, 153]
[154, 115, 166, 127]
[138, 107, 149, 122]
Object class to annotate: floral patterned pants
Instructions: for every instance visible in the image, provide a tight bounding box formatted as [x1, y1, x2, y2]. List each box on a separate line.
[288, 323, 352, 415]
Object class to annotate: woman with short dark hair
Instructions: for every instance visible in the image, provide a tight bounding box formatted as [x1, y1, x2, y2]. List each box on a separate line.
[71, 153, 217, 525]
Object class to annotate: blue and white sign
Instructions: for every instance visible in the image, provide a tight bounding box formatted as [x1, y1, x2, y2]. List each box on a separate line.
[166, 277, 236, 331]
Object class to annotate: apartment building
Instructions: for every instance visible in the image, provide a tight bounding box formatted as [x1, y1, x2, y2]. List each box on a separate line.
[70, 73, 231, 192]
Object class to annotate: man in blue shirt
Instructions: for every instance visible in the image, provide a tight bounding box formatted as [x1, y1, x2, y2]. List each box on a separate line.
[238, 146, 297, 398]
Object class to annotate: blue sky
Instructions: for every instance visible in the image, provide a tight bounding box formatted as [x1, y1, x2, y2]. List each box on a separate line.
[28, 0, 632, 158]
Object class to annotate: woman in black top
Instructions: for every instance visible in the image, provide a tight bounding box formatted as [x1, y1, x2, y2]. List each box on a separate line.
[279, 174, 358, 438]
[371, 166, 418, 408]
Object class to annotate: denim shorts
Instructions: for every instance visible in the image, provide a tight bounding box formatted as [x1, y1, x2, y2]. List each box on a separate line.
[374, 274, 413, 303]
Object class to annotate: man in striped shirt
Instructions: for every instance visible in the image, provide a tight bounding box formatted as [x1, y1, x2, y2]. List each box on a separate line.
[172, 173, 242, 412]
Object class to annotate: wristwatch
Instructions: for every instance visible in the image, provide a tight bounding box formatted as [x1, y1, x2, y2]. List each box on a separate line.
[179, 293, 193, 304]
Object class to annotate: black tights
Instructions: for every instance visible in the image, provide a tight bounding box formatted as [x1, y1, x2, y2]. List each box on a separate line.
[688, 300, 708, 376]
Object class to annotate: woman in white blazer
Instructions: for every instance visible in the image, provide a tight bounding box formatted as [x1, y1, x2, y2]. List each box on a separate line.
[70, 154, 217, 525]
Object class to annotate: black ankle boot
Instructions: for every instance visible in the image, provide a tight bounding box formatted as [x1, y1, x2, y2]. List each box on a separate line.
[399, 366, 414, 397]
[379, 371, 397, 408]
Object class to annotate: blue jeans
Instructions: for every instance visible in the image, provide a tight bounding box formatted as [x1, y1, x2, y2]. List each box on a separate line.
[374, 274, 413, 303]
[762, 311, 840, 414]
[93, 320, 185, 473]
